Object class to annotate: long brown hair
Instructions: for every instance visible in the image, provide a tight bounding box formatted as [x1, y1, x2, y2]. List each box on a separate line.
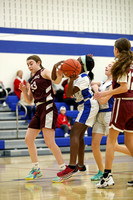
[27, 55, 44, 69]
[111, 38, 133, 81]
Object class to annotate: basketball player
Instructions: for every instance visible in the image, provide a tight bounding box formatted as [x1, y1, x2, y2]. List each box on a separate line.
[91, 61, 131, 181]
[53, 55, 99, 182]
[19, 55, 66, 180]
[94, 38, 133, 188]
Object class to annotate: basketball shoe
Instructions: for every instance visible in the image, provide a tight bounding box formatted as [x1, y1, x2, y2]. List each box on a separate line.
[96, 173, 114, 188]
[52, 165, 77, 183]
[91, 170, 104, 181]
[57, 165, 76, 178]
[25, 168, 42, 180]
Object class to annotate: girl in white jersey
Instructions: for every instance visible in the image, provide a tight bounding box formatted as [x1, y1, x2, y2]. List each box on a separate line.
[91, 61, 131, 181]
[55, 55, 99, 181]
[94, 38, 133, 188]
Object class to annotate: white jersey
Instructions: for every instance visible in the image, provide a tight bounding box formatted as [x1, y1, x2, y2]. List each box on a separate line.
[73, 72, 99, 127]
[99, 80, 114, 112]
[73, 72, 93, 109]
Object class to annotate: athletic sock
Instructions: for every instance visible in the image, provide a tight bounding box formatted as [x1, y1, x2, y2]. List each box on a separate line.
[59, 163, 66, 171]
[77, 164, 84, 168]
[32, 162, 39, 170]
[103, 169, 111, 178]
[68, 165, 76, 169]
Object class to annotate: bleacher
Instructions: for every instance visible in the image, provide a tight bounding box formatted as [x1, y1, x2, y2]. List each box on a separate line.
[0, 94, 125, 156]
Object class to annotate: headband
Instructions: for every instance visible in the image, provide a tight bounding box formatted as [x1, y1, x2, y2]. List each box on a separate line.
[81, 55, 87, 71]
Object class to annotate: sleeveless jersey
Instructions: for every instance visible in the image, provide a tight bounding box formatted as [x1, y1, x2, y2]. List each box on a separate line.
[73, 72, 99, 127]
[30, 69, 54, 104]
[99, 80, 114, 112]
[113, 65, 133, 99]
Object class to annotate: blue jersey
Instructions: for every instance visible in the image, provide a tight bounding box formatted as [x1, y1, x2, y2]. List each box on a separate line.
[73, 72, 93, 106]
[99, 80, 114, 112]
[73, 72, 99, 127]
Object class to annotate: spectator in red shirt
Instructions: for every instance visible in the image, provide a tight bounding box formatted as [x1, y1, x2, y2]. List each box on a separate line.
[57, 106, 71, 137]
[14, 70, 26, 99]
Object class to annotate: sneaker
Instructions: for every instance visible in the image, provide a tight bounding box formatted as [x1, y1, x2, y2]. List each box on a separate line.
[96, 173, 115, 188]
[57, 165, 75, 178]
[91, 170, 104, 181]
[127, 180, 133, 186]
[64, 133, 69, 137]
[52, 176, 64, 183]
[76, 164, 86, 172]
[25, 168, 42, 180]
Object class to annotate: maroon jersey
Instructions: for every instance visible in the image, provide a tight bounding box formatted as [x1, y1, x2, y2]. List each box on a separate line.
[113, 65, 133, 99]
[30, 69, 54, 104]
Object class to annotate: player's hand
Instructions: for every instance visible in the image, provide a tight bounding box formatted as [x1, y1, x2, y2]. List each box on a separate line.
[54, 61, 64, 70]
[54, 61, 64, 76]
[69, 73, 78, 80]
[19, 82, 26, 92]
[93, 91, 104, 99]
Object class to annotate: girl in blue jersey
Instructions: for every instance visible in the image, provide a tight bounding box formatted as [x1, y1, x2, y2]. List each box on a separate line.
[55, 55, 99, 181]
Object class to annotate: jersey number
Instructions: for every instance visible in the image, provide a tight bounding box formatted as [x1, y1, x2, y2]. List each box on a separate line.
[128, 71, 133, 90]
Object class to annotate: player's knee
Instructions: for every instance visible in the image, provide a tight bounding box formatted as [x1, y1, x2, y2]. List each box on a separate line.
[25, 135, 33, 146]
[91, 141, 99, 150]
[45, 140, 53, 149]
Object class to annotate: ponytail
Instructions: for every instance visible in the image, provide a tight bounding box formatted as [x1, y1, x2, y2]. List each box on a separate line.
[112, 38, 133, 81]
[88, 71, 94, 81]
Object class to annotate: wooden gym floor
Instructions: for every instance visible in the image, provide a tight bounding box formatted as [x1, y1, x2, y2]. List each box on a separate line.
[0, 151, 132, 200]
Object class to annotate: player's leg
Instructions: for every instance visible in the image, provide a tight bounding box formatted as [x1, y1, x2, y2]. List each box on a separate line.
[125, 131, 133, 186]
[114, 139, 131, 156]
[124, 131, 133, 156]
[77, 126, 88, 171]
[42, 127, 65, 166]
[91, 132, 104, 180]
[97, 128, 119, 188]
[25, 128, 42, 180]
[57, 122, 87, 179]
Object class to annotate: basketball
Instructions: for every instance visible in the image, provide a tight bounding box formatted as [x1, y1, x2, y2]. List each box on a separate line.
[61, 59, 81, 77]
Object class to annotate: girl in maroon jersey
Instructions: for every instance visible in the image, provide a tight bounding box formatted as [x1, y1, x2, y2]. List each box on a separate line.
[94, 38, 133, 188]
[19, 55, 66, 180]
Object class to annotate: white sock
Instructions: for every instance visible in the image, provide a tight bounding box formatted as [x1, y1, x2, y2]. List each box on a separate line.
[59, 163, 66, 171]
[32, 162, 39, 170]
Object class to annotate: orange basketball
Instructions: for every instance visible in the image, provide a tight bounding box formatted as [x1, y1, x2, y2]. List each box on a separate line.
[61, 59, 81, 77]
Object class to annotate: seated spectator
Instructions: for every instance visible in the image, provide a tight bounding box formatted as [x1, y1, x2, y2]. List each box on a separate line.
[0, 81, 11, 107]
[19, 82, 36, 120]
[57, 106, 71, 137]
[63, 83, 78, 110]
[14, 70, 26, 99]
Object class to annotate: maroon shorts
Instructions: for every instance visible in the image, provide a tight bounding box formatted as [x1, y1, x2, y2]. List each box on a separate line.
[109, 98, 133, 132]
[29, 101, 58, 130]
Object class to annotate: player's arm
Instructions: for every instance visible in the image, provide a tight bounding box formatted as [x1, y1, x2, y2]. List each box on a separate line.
[91, 81, 101, 87]
[98, 85, 113, 105]
[94, 82, 128, 100]
[66, 76, 79, 97]
[51, 61, 64, 84]
[19, 83, 33, 104]
[42, 65, 63, 84]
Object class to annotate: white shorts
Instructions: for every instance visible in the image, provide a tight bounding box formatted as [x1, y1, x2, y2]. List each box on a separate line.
[92, 111, 111, 135]
[75, 98, 99, 127]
